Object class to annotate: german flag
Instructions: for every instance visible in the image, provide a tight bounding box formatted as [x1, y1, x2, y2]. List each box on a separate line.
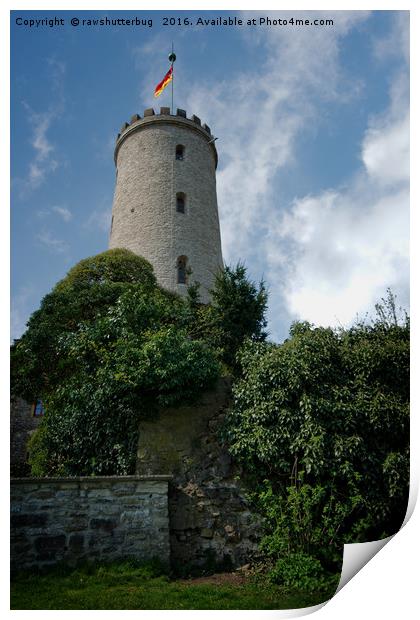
[154, 66, 173, 98]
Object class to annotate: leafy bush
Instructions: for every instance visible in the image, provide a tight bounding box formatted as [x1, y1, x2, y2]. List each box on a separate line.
[54, 248, 156, 291]
[13, 251, 269, 477]
[12, 250, 219, 477]
[11, 249, 266, 476]
[11, 249, 157, 402]
[188, 263, 268, 371]
[28, 288, 219, 476]
[269, 553, 336, 593]
[224, 293, 409, 568]
[255, 480, 357, 569]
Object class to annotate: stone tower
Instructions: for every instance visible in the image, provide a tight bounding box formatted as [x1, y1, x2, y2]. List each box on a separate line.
[109, 107, 223, 302]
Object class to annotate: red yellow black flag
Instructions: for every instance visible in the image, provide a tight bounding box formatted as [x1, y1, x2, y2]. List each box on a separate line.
[154, 66, 173, 98]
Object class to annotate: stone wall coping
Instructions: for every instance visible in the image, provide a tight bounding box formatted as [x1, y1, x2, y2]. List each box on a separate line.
[114, 113, 218, 169]
[11, 475, 173, 485]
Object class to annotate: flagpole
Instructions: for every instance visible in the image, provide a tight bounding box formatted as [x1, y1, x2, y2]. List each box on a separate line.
[169, 44, 176, 114]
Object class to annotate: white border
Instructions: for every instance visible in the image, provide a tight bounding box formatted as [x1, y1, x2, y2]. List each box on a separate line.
[3, 1, 418, 618]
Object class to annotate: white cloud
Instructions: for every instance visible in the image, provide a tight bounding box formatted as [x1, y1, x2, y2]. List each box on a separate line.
[52, 206, 72, 222]
[272, 19, 409, 329]
[273, 183, 409, 326]
[362, 113, 409, 188]
[136, 12, 408, 337]
[36, 209, 49, 218]
[36, 230, 69, 254]
[21, 105, 60, 190]
[20, 59, 66, 191]
[179, 11, 370, 264]
[32, 115, 54, 160]
[372, 11, 409, 65]
[85, 206, 112, 233]
[35, 205, 72, 222]
[361, 73, 409, 188]
[11, 286, 36, 341]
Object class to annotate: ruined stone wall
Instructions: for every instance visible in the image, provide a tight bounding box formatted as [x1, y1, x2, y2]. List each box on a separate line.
[10, 386, 262, 573]
[136, 379, 262, 572]
[10, 476, 171, 572]
[10, 397, 40, 476]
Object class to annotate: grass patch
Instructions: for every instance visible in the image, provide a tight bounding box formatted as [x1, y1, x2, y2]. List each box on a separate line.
[10, 560, 338, 610]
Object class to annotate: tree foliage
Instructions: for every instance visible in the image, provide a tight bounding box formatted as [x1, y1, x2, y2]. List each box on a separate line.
[11, 249, 157, 401]
[12, 251, 268, 477]
[224, 293, 409, 570]
[188, 263, 268, 370]
[11, 245, 408, 587]
[12, 250, 220, 476]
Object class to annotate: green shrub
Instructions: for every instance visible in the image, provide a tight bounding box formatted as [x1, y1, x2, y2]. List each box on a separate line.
[224, 291, 409, 568]
[269, 553, 336, 593]
[11, 249, 157, 402]
[13, 250, 220, 477]
[27, 288, 219, 476]
[188, 263, 268, 372]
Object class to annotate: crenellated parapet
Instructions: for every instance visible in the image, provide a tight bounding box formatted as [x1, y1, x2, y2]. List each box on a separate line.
[115, 108, 215, 167]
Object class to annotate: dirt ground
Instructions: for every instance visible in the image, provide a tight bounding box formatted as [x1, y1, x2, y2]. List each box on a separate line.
[178, 572, 249, 587]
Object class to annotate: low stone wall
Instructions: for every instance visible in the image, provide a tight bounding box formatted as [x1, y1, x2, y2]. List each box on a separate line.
[10, 476, 171, 572]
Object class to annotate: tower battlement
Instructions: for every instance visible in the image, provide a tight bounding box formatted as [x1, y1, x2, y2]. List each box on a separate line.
[115, 108, 216, 168]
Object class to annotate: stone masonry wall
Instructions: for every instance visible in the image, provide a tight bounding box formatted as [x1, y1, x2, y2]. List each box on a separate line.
[110, 109, 223, 303]
[10, 397, 41, 476]
[136, 379, 262, 572]
[10, 476, 171, 572]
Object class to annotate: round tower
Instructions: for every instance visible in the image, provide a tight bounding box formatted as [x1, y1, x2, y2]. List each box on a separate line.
[109, 107, 223, 303]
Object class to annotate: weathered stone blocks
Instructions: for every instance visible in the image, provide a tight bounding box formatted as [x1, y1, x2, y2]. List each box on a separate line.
[136, 379, 262, 571]
[68, 534, 85, 551]
[11, 513, 48, 528]
[10, 476, 171, 572]
[10, 397, 41, 476]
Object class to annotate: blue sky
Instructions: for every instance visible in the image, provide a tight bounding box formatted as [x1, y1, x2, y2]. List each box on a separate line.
[10, 9, 409, 342]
